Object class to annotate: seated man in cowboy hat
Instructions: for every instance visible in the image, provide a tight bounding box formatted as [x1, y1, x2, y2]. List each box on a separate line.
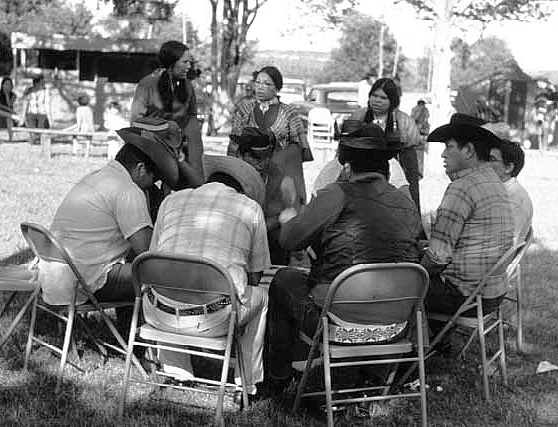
[265, 123, 422, 390]
[146, 155, 270, 400]
[47, 126, 179, 327]
[422, 116, 514, 328]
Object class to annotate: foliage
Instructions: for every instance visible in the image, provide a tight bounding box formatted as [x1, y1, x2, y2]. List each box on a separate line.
[450, 36, 516, 88]
[324, 10, 406, 82]
[401, 0, 549, 22]
[108, 0, 177, 21]
[297, 0, 361, 28]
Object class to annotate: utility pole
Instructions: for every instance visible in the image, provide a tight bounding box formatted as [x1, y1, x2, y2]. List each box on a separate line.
[181, 0, 188, 45]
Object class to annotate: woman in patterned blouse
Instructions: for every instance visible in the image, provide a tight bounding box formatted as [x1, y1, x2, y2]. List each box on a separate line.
[227, 66, 313, 264]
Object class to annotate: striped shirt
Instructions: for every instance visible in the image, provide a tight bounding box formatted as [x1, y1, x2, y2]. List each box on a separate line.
[150, 182, 271, 304]
[426, 163, 514, 297]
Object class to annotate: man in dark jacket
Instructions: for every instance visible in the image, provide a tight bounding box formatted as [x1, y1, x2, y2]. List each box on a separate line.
[265, 123, 422, 388]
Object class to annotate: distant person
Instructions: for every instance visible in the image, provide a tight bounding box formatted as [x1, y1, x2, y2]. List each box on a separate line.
[72, 93, 95, 156]
[104, 101, 128, 160]
[0, 76, 17, 142]
[227, 65, 313, 264]
[131, 40, 204, 186]
[357, 71, 376, 108]
[347, 77, 422, 211]
[487, 138, 533, 244]
[23, 75, 51, 144]
[411, 99, 430, 177]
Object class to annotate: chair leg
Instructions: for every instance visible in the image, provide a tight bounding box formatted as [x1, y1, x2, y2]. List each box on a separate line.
[234, 335, 249, 410]
[214, 314, 235, 426]
[293, 326, 323, 413]
[322, 324, 334, 427]
[119, 298, 141, 417]
[516, 268, 524, 352]
[24, 292, 39, 370]
[0, 292, 17, 317]
[0, 291, 36, 347]
[477, 310, 490, 401]
[497, 309, 508, 386]
[416, 310, 428, 427]
[56, 304, 76, 393]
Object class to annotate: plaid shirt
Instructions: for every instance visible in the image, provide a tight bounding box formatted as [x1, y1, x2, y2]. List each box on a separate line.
[426, 163, 514, 297]
[150, 183, 271, 304]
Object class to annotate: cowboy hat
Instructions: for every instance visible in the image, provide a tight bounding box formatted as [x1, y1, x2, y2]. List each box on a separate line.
[427, 120, 502, 147]
[131, 117, 182, 150]
[203, 155, 266, 207]
[116, 128, 179, 187]
[339, 121, 400, 159]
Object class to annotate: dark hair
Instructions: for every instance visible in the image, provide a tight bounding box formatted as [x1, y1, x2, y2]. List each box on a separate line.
[207, 172, 243, 193]
[32, 75, 45, 86]
[115, 143, 157, 175]
[77, 94, 89, 106]
[0, 76, 15, 105]
[498, 139, 525, 177]
[257, 66, 283, 91]
[452, 136, 491, 162]
[338, 145, 390, 178]
[363, 78, 401, 136]
[417, 99, 426, 105]
[156, 40, 190, 113]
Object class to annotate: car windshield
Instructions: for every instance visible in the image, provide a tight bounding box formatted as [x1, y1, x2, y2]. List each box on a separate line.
[281, 83, 305, 95]
[326, 90, 358, 105]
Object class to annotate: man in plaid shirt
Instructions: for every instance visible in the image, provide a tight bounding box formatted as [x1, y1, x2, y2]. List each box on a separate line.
[422, 118, 514, 320]
[145, 155, 270, 400]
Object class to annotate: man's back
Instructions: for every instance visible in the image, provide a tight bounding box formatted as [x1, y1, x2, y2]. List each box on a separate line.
[150, 182, 270, 303]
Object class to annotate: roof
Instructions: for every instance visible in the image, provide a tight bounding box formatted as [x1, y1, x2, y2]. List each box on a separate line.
[11, 31, 161, 54]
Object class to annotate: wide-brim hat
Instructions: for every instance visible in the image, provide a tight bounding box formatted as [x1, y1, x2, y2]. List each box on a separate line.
[131, 117, 182, 150]
[116, 128, 179, 188]
[203, 155, 266, 207]
[449, 113, 487, 127]
[339, 121, 400, 159]
[427, 122, 502, 147]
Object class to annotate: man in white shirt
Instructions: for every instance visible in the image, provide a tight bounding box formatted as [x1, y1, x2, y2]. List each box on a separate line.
[488, 138, 533, 243]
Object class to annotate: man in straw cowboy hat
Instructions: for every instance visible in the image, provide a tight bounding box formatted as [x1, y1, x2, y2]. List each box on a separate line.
[421, 114, 514, 342]
[146, 154, 270, 402]
[265, 122, 422, 392]
[47, 126, 180, 330]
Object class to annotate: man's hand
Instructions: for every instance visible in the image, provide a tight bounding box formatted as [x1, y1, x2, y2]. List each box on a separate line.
[278, 207, 298, 225]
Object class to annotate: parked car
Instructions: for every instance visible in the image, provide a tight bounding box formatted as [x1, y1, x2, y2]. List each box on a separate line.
[292, 82, 360, 132]
[278, 78, 306, 104]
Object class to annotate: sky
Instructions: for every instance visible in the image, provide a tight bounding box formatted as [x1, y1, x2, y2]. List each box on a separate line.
[179, 0, 558, 73]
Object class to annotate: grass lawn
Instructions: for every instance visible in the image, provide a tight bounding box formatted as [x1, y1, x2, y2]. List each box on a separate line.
[1, 142, 558, 426]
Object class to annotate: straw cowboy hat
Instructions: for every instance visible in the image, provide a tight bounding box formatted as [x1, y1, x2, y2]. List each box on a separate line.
[203, 155, 266, 207]
[116, 127, 179, 188]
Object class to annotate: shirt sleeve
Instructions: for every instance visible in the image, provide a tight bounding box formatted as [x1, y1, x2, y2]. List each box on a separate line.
[149, 196, 169, 251]
[248, 204, 271, 272]
[279, 183, 345, 251]
[426, 181, 473, 266]
[115, 186, 153, 240]
[186, 80, 198, 118]
[130, 80, 150, 124]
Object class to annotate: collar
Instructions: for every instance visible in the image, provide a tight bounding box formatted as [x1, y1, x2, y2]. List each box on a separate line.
[349, 171, 387, 183]
[258, 97, 279, 114]
[446, 162, 492, 182]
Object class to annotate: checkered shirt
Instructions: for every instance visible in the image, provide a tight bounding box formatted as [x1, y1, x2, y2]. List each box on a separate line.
[150, 182, 271, 304]
[426, 163, 514, 297]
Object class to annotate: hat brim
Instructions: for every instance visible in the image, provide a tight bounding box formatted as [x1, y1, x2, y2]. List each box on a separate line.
[116, 128, 179, 187]
[427, 123, 502, 147]
[203, 155, 266, 207]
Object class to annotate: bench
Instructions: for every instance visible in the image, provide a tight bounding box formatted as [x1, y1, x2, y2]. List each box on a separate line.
[12, 127, 110, 159]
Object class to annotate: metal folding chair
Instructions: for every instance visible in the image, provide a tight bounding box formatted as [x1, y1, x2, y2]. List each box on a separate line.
[503, 227, 534, 352]
[292, 262, 429, 427]
[0, 264, 39, 347]
[400, 243, 521, 402]
[20, 222, 146, 392]
[120, 251, 249, 426]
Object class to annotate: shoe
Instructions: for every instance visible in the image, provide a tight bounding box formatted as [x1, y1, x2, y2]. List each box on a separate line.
[234, 389, 263, 410]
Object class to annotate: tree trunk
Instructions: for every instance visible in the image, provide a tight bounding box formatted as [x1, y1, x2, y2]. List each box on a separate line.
[208, 0, 219, 135]
[378, 22, 385, 77]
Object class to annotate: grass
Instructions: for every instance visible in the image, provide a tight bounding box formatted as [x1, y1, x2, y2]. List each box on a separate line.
[1, 142, 558, 426]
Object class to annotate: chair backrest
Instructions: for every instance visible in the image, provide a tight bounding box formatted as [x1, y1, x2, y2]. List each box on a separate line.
[321, 262, 429, 325]
[131, 251, 238, 309]
[20, 222, 86, 286]
[506, 227, 533, 276]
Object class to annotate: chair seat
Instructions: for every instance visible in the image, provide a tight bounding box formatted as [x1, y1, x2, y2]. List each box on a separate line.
[0, 266, 38, 292]
[329, 339, 413, 358]
[76, 301, 132, 312]
[429, 311, 495, 328]
[138, 324, 228, 351]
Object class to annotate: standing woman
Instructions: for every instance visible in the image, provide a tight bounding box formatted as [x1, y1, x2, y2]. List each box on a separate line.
[0, 77, 17, 142]
[131, 40, 204, 186]
[228, 66, 313, 264]
[347, 77, 422, 211]
[24, 75, 52, 144]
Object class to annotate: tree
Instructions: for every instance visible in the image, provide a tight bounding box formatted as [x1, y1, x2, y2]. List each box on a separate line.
[324, 11, 406, 82]
[450, 36, 516, 89]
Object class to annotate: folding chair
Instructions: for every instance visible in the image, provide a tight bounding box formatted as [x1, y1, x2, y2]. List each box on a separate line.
[293, 263, 429, 427]
[20, 222, 146, 392]
[0, 264, 39, 347]
[120, 251, 249, 426]
[503, 227, 534, 352]
[405, 244, 522, 402]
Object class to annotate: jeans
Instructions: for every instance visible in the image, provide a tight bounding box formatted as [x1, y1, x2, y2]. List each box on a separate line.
[266, 267, 321, 380]
[143, 285, 268, 395]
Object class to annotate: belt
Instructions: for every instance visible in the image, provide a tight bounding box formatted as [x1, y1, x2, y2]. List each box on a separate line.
[147, 291, 231, 316]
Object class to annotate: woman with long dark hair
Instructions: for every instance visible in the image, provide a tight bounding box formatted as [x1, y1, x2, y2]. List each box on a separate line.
[347, 77, 422, 211]
[131, 40, 204, 187]
[0, 76, 17, 142]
